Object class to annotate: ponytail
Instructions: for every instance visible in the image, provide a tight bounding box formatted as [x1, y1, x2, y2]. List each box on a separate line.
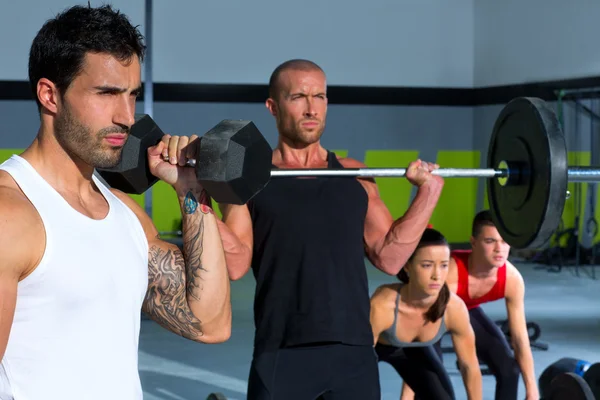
[396, 267, 409, 283]
[424, 283, 450, 323]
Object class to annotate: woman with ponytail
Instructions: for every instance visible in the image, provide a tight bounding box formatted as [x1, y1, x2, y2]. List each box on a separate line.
[370, 228, 482, 400]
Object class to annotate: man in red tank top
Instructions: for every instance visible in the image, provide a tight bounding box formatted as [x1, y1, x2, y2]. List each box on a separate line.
[445, 210, 539, 400]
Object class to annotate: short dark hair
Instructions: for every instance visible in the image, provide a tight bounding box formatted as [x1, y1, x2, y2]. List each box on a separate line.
[397, 228, 451, 323]
[268, 59, 325, 99]
[28, 4, 146, 109]
[472, 210, 495, 237]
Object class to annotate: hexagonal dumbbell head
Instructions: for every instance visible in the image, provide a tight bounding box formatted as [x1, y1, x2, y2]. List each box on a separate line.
[97, 114, 164, 194]
[195, 120, 272, 205]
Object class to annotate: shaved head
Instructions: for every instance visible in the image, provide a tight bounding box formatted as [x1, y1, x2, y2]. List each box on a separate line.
[268, 59, 325, 99]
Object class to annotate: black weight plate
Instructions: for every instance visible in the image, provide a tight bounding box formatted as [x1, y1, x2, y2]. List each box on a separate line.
[487, 97, 568, 249]
[583, 362, 600, 399]
[548, 372, 595, 400]
[196, 119, 272, 204]
[539, 358, 592, 398]
[97, 113, 164, 194]
[206, 393, 228, 400]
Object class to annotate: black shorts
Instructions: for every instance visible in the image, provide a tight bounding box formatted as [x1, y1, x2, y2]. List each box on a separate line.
[247, 343, 380, 400]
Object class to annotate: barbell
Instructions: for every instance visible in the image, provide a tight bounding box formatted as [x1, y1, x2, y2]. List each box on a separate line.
[97, 96, 592, 250]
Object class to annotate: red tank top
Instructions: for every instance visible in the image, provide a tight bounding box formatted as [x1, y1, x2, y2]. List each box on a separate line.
[451, 249, 506, 309]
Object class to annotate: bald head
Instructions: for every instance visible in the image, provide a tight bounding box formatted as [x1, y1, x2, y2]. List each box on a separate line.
[268, 59, 325, 99]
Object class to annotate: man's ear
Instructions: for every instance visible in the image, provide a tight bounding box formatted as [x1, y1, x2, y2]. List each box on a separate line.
[265, 98, 277, 116]
[37, 78, 60, 114]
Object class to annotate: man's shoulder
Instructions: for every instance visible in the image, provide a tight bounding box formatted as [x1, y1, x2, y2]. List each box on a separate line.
[0, 170, 40, 221]
[504, 260, 525, 293]
[107, 187, 157, 240]
[503, 259, 523, 280]
[0, 170, 45, 275]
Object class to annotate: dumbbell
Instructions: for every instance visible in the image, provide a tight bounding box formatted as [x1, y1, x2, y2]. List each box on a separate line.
[96, 115, 272, 205]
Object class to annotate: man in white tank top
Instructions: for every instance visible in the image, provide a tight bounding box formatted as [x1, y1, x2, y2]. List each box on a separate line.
[0, 5, 232, 400]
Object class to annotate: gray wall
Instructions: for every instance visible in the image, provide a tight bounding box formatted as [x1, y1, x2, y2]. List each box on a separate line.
[1, 0, 475, 87]
[6, 0, 598, 87]
[0, 1, 145, 81]
[474, 0, 600, 87]
[0, 0, 600, 87]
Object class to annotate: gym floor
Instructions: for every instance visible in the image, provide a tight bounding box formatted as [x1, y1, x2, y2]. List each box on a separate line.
[138, 260, 600, 400]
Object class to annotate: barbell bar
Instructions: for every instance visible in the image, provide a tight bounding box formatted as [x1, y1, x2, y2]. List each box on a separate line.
[180, 161, 600, 182]
[97, 97, 589, 250]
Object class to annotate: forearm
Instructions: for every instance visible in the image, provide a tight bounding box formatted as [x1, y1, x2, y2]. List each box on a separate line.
[371, 181, 443, 274]
[459, 362, 483, 400]
[513, 338, 538, 393]
[214, 217, 251, 281]
[179, 187, 231, 341]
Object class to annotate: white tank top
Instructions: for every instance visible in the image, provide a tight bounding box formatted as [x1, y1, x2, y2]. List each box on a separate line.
[0, 155, 149, 400]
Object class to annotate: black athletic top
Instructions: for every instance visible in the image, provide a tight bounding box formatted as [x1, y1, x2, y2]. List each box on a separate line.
[247, 150, 374, 353]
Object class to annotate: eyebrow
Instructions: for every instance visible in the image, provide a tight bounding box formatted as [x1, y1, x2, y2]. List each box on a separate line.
[94, 85, 143, 95]
[288, 91, 326, 96]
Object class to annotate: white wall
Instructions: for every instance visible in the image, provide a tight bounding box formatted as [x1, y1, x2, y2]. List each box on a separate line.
[1, 0, 474, 88]
[474, 0, 600, 87]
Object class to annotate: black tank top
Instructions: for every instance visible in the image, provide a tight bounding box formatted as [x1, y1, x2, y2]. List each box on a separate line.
[247, 150, 373, 353]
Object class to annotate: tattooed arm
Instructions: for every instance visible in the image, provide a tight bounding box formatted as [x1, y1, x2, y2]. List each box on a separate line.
[113, 185, 231, 343]
[111, 134, 231, 343]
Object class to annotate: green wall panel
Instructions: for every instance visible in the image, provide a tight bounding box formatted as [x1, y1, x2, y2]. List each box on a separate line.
[364, 150, 420, 220]
[429, 151, 481, 243]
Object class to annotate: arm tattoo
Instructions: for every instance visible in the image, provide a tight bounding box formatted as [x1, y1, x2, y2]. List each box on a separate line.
[184, 191, 198, 214]
[143, 188, 212, 339]
[143, 244, 203, 339]
[183, 202, 207, 302]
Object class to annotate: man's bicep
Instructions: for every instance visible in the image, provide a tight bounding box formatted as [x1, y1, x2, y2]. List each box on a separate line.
[335, 157, 393, 250]
[0, 276, 18, 360]
[0, 192, 39, 359]
[142, 239, 203, 340]
[361, 179, 394, 252]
